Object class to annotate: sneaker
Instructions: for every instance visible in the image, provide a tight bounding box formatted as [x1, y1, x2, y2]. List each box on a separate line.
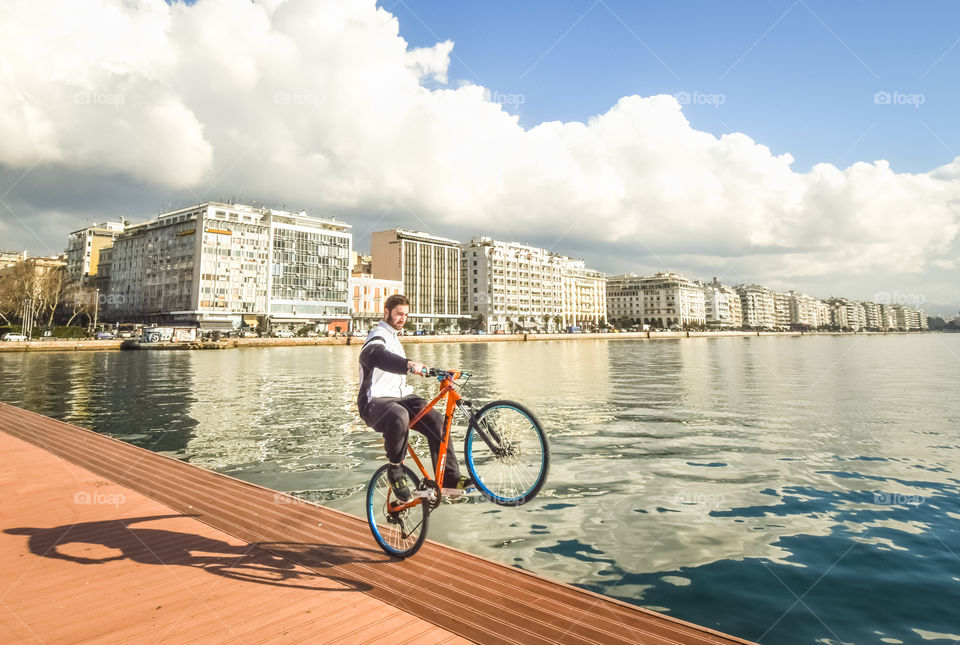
[387, 464, 412, 502]
[441, 475, 474, 496]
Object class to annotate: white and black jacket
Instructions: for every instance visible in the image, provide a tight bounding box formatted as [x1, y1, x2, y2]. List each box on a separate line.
[357, 321, 413, 416]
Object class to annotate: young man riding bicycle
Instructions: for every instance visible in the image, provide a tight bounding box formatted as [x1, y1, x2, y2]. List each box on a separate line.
[357, 294, 473, 502]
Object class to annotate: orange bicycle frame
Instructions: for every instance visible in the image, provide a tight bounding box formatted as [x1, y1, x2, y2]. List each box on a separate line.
[390, 370, 461, 511]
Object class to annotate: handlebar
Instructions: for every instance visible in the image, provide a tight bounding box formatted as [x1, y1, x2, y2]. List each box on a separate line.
[408, 366, 468, 381]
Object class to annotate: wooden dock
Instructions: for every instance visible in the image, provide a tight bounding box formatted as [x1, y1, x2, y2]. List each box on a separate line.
[0, 403, 753, 644]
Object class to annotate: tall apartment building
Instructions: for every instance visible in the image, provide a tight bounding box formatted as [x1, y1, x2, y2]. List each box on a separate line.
[788, 291, 826, 329]
[736, 284, 775, 329]
[607, 272, 704, 329]
[459, 237, 564, 332]
[773, 291, 792, 328]
[107, 202, 350, 331]
[371, 229, 460, 330]
[65, 221, 125, 286]
[860, 301, 882, 330]
[890, 305, 927, 331]
[700, 278, 741, 328]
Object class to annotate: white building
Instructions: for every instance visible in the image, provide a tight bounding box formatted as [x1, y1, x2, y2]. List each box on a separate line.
[788, 291, 826, 329]
[560, 257, 607, 330]
[700, 278, 741, 328]
[371, 229, 461, 331]
[107, 202, 351, 332]
[65, 221, 125, 286]
[460, 237, 564, 332]
[736, 284, 775, 329]
[608, 272, 704, 329]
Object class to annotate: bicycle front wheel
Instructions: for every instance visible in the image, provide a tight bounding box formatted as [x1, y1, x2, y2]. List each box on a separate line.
[366, 464, 429, 558]
[464, 400, 549, 506]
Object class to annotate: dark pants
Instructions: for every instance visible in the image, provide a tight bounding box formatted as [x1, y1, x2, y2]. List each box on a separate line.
[362, 395, 461, 485]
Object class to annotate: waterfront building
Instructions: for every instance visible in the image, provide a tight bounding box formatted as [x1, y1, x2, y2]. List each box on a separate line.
[460, 237, 564, 332]
[107, 202, 350, 332]
[890, 305, 927, 331]
[560, 257, 607, 330]
[606, 273, 644, 326]
[349, 274, 403, 332]
[861, 301, 882, 330]
[371, 229, 460, 331]
[879, 304, 898, 330]
[700, 278, 740, 328]
[736, 284, 775, 329]
[268, 209, 351, 333]
[773, 291, 792, 329]
[607, 272, 704, 329]
[788, 291, 818, 329]
[65, 221, 125, 286]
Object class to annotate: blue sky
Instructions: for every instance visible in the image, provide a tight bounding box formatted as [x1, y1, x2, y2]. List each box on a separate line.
[382, 0, 960, 173]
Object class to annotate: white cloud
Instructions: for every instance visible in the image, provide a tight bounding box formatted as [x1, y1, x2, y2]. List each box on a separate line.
[0, 0, 958, 297]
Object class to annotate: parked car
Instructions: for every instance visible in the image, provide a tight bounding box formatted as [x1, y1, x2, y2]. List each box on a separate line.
[239, 330, 258, 338]
[95, 332, 115, 340]
[1, 333, 28, 342]
[273, 330, 294, 338]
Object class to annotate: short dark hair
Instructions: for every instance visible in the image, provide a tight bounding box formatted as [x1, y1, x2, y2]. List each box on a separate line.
[384, 294, 409, 313]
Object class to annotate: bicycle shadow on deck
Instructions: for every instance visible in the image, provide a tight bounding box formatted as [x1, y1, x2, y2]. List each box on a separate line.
[4, 514, 387, 592]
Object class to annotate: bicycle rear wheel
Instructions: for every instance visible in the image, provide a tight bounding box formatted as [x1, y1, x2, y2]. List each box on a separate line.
[366, 464, 429, 558]
[464, 400, 549, 506]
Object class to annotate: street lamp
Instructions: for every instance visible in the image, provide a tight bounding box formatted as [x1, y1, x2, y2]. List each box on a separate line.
[93, 288, 100, 334]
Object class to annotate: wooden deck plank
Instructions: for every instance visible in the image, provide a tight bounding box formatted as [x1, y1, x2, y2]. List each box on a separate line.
[1, 402, 754, 644]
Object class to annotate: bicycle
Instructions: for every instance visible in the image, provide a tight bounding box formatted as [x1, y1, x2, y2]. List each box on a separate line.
[365, 368, 550, 558]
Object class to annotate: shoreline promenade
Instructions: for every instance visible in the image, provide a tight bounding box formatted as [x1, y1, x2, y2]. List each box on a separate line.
[0, 403, 753, 644]
[0, 329, 933, 353]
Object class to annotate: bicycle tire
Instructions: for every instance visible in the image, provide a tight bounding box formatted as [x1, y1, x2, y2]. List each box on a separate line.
[464, 400, 549, 506]
[366, 463, 429, 558]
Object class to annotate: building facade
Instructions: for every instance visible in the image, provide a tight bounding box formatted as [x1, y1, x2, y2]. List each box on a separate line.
[65, 222, 125, 286]
[607, 272, 704, 329]
[460, 237, 565, 332]
[106, 202, 350, 331]
[349, 274, 403, 331]
[371, 229, 461, 331]
[736, 284, 775, 329]
[560, 258, 607, 330]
